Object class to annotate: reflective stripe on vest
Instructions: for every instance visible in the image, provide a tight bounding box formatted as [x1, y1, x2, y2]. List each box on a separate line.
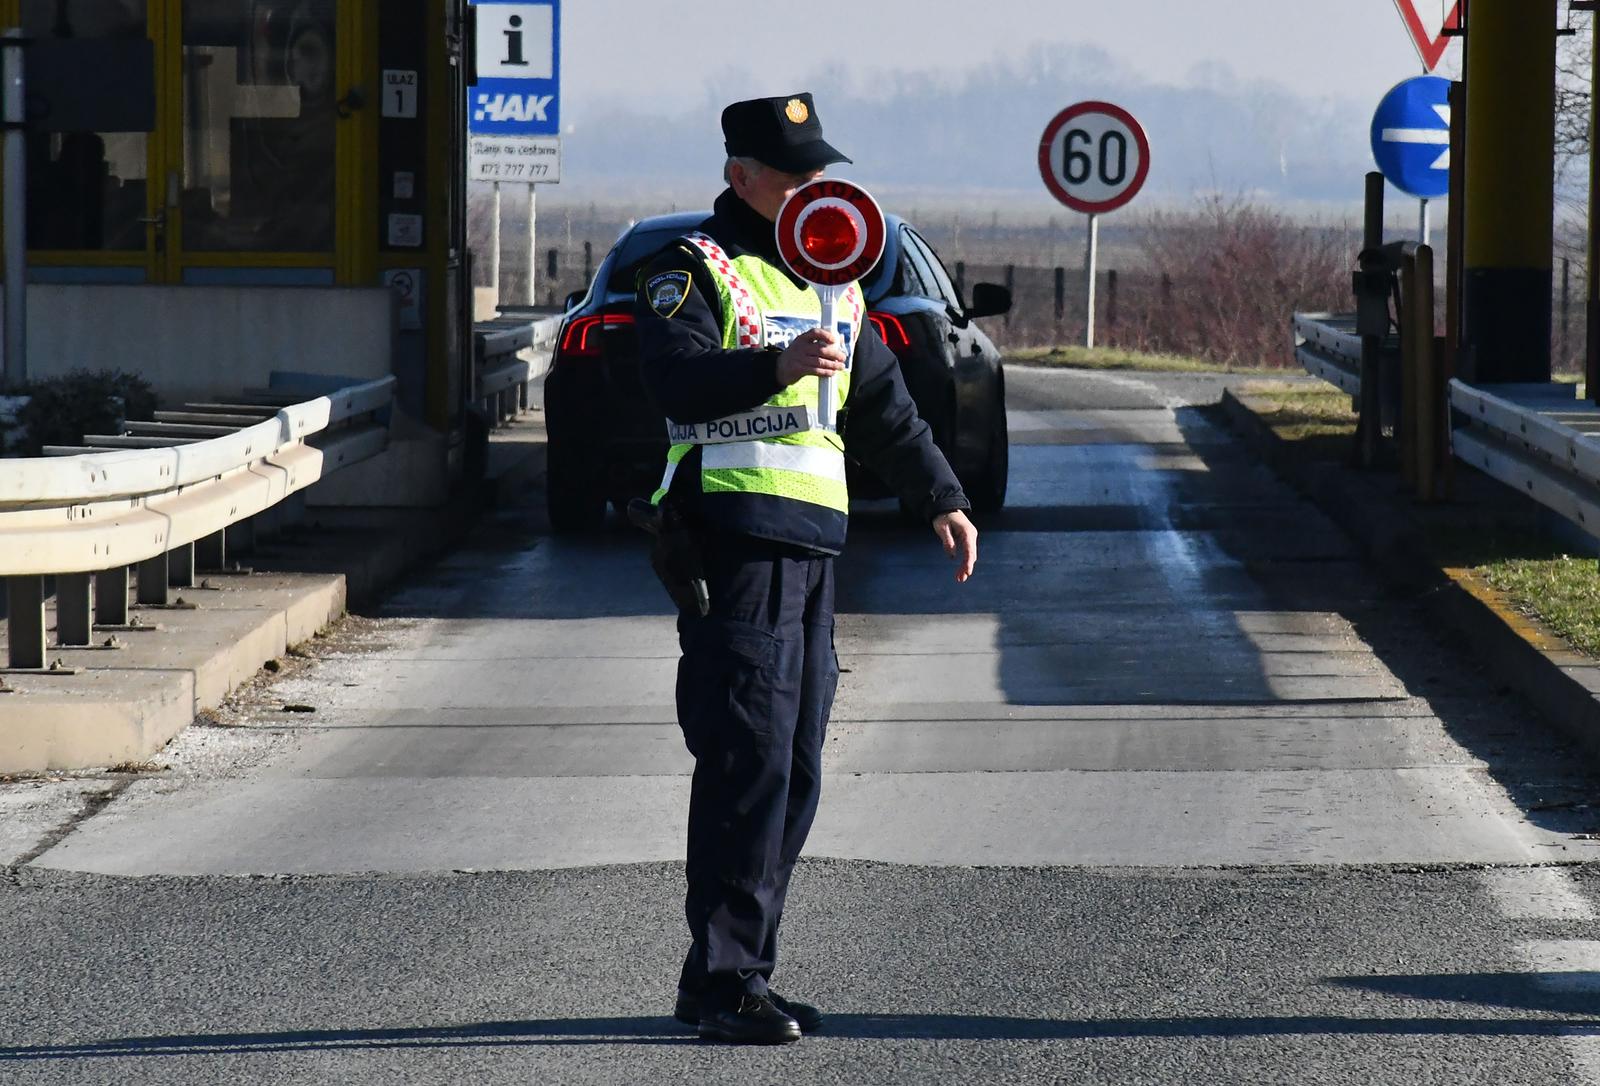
[652, 230, 864, 514]
[703, 440, 848, 484]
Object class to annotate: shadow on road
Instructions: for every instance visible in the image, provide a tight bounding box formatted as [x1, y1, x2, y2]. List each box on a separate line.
[5, 997, 1597, 1061]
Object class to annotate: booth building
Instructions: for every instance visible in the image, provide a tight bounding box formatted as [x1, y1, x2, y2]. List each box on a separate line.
[8, 0, 475, 501]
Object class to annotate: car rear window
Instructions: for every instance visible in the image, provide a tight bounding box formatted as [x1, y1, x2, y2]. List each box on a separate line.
[606, 226, 693, 295]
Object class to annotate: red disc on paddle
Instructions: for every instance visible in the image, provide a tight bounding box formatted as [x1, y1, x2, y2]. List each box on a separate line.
[801, 206, 860, 266]
[775, 179, 886, 287]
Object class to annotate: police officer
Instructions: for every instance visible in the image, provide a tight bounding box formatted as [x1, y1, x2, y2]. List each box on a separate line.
[635, 93, 978, 1045]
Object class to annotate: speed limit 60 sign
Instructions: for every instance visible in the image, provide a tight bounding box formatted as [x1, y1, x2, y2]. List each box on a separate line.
[1039, 102, 1150, 214]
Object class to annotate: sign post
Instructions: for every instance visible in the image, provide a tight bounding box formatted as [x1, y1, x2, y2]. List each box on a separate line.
[1370, 75, 1452, 244]
[1037, 102, 1150, 349]
[469, 0, 561, 306]
[774, 179, 887, 433]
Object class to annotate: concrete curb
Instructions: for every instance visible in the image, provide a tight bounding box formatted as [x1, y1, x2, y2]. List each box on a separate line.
[1219, 388, 1600, 759]
[0, 414, 548, 774]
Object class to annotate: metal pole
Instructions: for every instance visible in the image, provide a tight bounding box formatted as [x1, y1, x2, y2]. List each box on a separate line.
[527, 185, 537, 306]
[489, 181, 502, 306]
[1358, 172, 1386, 469]
[1415, 245, 1439, 501]
[816, 284, 839, 432]
[1420, 199, 1430, 247]
[56, 574, 92, 647]
[1083, 213, 1100, 349]
[2, 30, 26, 389]
[6, 576, 45, 670]
[95, 567, 129, 627]
[1562, 256, 1572, 368]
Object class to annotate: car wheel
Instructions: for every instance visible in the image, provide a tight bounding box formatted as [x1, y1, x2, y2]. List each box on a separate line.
[967, 383, 1009, 514]
[547, 438, 606, 533]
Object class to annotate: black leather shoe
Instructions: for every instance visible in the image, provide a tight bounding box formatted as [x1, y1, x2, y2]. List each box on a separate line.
[696, 993, 802, 1044]
[767, 992, 824, 1033]
[676, 989, 824, 1033]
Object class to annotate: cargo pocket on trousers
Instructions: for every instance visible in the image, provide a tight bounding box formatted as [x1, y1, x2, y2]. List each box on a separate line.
[681, 618, 780, 747]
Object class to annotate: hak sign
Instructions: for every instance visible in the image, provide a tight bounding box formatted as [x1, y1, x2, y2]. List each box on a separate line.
[470, 0, 560, 138]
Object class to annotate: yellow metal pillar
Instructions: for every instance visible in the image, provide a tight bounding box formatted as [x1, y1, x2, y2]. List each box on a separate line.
[1462, 0, 1557, 383]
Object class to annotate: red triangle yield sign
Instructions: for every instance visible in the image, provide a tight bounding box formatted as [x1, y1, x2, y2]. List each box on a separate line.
[1392, 0, 1462, 72]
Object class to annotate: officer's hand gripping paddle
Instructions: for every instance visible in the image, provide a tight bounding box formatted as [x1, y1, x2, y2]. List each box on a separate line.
[774, 180, 888, 432]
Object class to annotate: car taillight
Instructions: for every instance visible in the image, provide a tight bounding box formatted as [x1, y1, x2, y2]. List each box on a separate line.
[557, 310, 635, 360]
[867, 311, 912, 352]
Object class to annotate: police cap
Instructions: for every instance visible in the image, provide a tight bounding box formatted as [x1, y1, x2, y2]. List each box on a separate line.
[721, 93, 852, 174]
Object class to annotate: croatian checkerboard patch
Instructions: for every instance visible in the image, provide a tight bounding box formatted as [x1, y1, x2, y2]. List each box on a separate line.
[647, 271, 691, 318]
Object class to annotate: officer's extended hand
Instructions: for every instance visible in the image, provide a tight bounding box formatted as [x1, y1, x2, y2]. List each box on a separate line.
[933, 510, 978, 583]
[775, 328, 847, 387]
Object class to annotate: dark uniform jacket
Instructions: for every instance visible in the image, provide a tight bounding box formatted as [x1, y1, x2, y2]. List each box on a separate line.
[636, 188, 968, 554]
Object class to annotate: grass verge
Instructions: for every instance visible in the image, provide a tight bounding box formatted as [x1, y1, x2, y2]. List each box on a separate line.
[1009, 345, 1283, 375]
[1474, 551, 1600, 657]
[1237, 381, 1600, 658]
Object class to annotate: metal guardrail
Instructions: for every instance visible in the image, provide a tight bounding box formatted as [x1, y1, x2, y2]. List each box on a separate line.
[1293, 312, 1363, 396]
[474, 311, 561, 425]
[1, 376, 394, 672]
[1448, 379, 1600, 537]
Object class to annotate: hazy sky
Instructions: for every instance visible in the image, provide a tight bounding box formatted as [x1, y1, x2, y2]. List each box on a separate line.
[562, 0, 1462, 121]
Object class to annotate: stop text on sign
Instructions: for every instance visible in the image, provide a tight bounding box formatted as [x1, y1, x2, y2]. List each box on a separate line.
[1038, 101, 1151, 215]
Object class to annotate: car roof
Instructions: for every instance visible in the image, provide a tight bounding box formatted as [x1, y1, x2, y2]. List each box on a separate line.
[624, 211, 709, 236]
[619, 209, 909, 304]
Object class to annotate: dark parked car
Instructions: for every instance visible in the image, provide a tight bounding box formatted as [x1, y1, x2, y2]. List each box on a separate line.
[544, 210, 1011, 532]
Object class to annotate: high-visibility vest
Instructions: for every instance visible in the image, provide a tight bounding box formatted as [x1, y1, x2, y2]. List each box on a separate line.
[652, 231, 865, 519]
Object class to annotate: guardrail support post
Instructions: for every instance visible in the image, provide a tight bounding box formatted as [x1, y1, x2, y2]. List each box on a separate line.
[95, 567, 129, 627]
[136, 555, 168, 606]
[5, 576, 45, 670]
[56, 574, 92, 647]
[196, 530, 226, 572]
[167, 544, 195, 588]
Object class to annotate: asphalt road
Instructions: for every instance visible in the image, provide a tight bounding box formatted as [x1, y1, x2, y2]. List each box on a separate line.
[5, 366, 1600, 1085]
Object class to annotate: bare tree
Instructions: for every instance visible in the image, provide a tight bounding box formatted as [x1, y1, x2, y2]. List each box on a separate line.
[1557, 14, 1591, 188]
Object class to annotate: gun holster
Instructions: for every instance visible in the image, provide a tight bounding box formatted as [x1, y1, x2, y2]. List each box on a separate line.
[626, 498, 710, 617]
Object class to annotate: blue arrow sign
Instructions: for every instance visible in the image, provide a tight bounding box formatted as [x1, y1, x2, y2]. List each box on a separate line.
[1370, 75, 1451, 200]
[470, 0, 561, 138]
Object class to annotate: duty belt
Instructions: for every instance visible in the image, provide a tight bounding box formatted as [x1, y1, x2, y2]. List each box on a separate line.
[666, 405, 816, 445]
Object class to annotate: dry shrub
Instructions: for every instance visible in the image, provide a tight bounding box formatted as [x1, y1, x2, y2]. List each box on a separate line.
[1117, 195, 1357, 367]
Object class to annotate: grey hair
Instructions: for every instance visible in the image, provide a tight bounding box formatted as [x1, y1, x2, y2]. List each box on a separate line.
[724, 156, 765, 184]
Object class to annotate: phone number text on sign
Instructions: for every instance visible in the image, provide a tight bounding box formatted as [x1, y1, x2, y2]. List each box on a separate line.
[469, 135, 562, 183]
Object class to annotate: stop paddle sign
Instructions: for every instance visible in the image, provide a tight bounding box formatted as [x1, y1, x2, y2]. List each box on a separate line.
[776, 178, 886, 286]
[775, 179, 886, 430]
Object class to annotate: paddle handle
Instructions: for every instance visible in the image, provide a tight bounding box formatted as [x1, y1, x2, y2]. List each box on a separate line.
[817, 286, 840, 432]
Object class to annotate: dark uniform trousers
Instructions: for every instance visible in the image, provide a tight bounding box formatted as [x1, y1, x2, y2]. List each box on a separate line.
[674, 533, 839, 1006]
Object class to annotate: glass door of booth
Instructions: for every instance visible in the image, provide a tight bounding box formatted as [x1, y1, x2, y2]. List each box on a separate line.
[18, 0, 365, 285]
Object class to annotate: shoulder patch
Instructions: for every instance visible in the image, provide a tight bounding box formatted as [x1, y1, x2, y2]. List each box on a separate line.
[646, 271, 691, 318]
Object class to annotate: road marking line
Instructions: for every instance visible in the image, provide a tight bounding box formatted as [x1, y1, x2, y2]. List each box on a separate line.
[1484, 868, 1598, 920]
[1480, 869, 1600, 1082]
[1518, 940, 1600, 992]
